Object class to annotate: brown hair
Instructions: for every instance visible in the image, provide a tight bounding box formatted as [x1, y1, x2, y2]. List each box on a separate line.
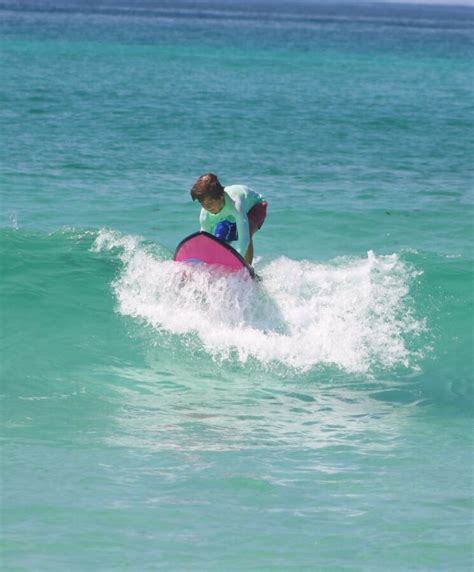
[190, 173, 224, 202]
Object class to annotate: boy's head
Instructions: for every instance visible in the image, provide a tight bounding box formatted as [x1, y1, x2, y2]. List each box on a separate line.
[190, 173, 225, 213]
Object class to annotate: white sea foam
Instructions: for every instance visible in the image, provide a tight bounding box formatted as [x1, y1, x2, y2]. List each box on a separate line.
[93, 229, 424, 373]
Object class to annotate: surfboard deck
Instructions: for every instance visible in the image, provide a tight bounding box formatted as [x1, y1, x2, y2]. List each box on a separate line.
[174, 231, 255, 279]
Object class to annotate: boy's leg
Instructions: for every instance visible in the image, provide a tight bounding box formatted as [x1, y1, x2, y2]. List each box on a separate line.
[245, 240, 254, 265]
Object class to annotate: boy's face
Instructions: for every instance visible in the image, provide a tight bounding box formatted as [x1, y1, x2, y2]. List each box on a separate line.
[200, 195, 224, 214]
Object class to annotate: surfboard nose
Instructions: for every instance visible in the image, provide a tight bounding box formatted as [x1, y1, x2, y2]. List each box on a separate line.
[174, 231, 254, 277]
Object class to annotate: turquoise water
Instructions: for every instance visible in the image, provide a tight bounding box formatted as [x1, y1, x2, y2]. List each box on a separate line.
[1, 1, 473, 570]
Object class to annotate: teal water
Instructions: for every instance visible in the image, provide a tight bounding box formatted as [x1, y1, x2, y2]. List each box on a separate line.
[1, 1, 473, 570]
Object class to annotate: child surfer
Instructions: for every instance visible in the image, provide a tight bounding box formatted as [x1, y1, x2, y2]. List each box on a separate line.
[190, 173, 267, 265]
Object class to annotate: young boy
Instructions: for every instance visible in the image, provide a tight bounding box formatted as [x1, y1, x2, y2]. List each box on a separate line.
[190, 173, 267, 265]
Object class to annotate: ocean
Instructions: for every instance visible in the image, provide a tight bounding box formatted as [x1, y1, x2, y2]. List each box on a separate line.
[1, 0, 473, 570]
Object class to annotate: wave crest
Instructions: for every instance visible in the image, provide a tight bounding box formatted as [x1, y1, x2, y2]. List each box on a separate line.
[93, 228, 424, 373]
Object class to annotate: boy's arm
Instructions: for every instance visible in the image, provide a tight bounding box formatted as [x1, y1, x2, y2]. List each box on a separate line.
[233, 202, 250, 257]
[199, 208, 211, 233]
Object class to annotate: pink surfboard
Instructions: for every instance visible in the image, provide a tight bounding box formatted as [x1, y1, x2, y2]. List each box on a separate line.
[174, 232, 254, 278]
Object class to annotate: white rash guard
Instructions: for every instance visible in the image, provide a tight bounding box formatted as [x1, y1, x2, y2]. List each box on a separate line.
[199, 184, 265, 256]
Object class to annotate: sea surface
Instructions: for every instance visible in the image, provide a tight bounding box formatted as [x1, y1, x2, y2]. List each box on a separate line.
[1, 1, 473, 570]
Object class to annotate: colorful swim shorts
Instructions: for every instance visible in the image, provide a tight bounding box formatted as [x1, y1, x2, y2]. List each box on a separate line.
[247, 201, 268, 236]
